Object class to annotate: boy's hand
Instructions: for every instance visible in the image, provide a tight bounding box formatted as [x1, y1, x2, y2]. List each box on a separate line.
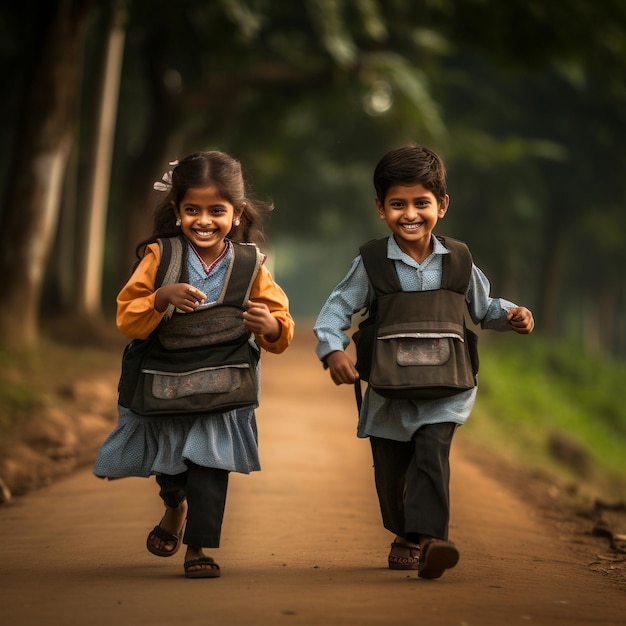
[507, 307, 535, 334]
[155, 283, 207, 313]
[243, 300, 281, 342]
[326, 351, 359, 385]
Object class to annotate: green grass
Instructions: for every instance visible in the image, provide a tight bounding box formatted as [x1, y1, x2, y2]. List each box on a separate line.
[463, 333, 626, 501]
[0, 329, 122, 438]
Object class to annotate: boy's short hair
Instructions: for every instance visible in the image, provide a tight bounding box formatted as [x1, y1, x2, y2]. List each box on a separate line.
[373, 144, 447, 203]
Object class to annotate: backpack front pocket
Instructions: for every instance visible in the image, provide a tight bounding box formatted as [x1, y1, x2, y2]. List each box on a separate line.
[369, 329, 474, 400]
[123, 335, 260, 416]
[396, 336, 452, 366]
[146, 364, 250, 399]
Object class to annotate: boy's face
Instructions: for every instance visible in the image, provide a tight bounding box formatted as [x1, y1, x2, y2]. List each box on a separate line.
[376, 184, 448, 257]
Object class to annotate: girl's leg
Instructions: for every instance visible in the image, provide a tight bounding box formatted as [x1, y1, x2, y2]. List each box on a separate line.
[404, 422, 457, 544]
[156, 471, 187, 508]
[183, 462, 229, 578]
[147, 472, 188, 556]
[183, 462, 229, 547]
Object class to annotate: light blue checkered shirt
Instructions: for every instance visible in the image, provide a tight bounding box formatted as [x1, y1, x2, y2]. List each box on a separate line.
[314, 235, 517, 441]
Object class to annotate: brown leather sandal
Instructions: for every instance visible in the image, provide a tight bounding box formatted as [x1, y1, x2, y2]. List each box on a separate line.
[417, 539, 459, 579]
[184, 556, 221, 579]
[146, 521, 183, 557]
[388, 540, 420, 570]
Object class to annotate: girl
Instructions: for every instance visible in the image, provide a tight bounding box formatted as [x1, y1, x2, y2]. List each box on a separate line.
[94, 150, 294, 578]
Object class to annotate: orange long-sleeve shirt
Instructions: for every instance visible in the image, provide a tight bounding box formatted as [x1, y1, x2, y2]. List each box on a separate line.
[116, 242, 294, 354]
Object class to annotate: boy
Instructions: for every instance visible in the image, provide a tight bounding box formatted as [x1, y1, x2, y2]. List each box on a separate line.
[314, 144, 534, 579]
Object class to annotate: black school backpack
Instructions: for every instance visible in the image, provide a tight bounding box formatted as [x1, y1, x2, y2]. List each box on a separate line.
[352, 236, 479, 407]
[117, 236, 263, 416]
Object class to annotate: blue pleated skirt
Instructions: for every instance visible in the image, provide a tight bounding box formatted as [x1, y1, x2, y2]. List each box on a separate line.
[93, 404, 261, 478]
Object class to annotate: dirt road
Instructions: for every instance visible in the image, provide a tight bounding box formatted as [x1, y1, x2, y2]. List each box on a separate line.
[1, 330, 625, 625]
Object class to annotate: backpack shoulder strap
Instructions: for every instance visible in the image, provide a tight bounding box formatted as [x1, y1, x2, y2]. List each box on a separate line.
[156, 238, 260, 309]
[437, 236, 473, 293]
[360, 235, 473, 295]
[359, 237, 400, 296]
[155, 236, 187, 320]
[155, 236, 186, 289]
[219, 242, 263, 306]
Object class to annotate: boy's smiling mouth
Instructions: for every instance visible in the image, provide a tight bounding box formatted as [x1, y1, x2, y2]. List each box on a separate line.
[401, 222, 422, 230]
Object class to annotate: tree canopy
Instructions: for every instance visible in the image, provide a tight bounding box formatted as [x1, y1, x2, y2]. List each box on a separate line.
[1, 0, 625, 356]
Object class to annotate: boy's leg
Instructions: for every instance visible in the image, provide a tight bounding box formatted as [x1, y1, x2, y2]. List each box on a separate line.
[371, 436, 422, 569]
[404, 421, 457, 543]
[369, 436, 414, 537]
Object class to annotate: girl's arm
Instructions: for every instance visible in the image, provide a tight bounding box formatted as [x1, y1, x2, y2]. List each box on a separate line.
[117, 243, 209, 339]
[116, 245, 166, 339]
[247, 264, 294, 354]
[155, 283, 207, 314]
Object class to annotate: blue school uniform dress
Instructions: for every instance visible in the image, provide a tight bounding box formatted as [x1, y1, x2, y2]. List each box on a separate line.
[94, 242, 262, 479]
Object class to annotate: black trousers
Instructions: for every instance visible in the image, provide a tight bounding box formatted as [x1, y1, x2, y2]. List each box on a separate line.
[370, 422, 457, 543]
[155, 462, 229, 549]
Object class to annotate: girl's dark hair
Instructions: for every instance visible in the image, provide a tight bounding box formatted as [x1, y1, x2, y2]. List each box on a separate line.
[135, 150, 272, 261]
[373, 144, 447, 203]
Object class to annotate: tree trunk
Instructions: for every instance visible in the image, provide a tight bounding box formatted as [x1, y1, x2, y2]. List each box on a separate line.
[77, 0, 127, 315]
[0, 0, 92, 350]
[115, 29, 182, 283]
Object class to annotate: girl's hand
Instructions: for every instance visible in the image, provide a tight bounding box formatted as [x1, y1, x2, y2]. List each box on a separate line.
[507, 307, 535, 334]
[155, 283, 207, 313]
[243, 300, 281, 342]
[326, 351, 359, 385]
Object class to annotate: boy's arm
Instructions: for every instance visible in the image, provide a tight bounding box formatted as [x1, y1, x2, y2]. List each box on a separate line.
[325, 351, 360, 385]
[466, 265, 533, 332]
[314, 256, 369, 382]
[506, 307, 534, 334]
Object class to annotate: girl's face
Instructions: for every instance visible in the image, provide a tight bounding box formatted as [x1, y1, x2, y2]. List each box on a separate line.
[376, 183, 448, 261]
[173, 185, 241, 263]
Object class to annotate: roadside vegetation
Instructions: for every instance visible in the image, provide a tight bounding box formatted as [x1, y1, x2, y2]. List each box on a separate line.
[466, 334, 626, 503]
[0, 321, 122, 441]
[1, 325, 625, 503]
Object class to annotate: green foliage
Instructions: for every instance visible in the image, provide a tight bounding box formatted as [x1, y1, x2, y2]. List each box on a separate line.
[0, 348, 44, 433]
[0, 381, 43, 433]
[469, 334, 626, 498]
[3, 0, 626, 355]
[0, 331, 121, 437]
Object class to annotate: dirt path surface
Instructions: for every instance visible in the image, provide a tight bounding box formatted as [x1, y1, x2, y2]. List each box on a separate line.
[1, 331, 625, 626]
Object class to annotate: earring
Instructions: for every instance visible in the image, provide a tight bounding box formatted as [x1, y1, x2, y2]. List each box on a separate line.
[233, 218, 241, 226]
[175, 218, 181, 226]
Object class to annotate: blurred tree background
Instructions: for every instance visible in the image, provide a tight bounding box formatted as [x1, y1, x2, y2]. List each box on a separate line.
[1, 0, 625, 355]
